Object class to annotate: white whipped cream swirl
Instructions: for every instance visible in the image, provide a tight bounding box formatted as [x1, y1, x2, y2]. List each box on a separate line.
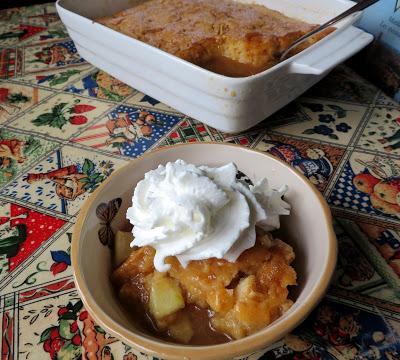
[126, 160, 290, 272]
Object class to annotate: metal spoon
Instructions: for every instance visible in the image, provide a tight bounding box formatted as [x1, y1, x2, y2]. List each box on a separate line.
[279, 0, 380, 62]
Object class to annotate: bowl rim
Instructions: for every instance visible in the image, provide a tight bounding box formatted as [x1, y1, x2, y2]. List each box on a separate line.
[72, 142, 337, 360]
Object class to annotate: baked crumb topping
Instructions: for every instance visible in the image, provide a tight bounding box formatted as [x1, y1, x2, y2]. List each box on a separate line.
[112, 232, 297, 343]
[97, 0, 333, 76]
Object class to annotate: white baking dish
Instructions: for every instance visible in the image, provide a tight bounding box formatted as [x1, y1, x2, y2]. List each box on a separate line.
[56, 0, 373, 133]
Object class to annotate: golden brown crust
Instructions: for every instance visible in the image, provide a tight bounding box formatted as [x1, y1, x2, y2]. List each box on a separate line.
[97, 0, 330, 76]
[111, 246, 155, 287]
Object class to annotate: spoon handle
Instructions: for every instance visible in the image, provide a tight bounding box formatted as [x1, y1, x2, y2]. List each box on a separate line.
[279, 0, 380, 61]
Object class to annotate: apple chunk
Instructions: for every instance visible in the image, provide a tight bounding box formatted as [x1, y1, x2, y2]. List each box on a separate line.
[149, 275, 185, 319]
[114, 231, 134, 267]
[168, 314, 194, 343]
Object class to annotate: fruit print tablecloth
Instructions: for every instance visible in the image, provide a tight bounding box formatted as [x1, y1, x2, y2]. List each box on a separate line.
[0, 3, 399, 360]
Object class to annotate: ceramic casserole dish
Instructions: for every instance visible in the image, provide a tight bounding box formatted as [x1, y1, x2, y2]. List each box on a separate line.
[56, 0, 373, 133]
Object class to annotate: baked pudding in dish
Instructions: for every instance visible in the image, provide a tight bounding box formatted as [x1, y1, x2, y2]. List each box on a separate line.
[111, 160, 296, 345]
[97, 0, 334, 77]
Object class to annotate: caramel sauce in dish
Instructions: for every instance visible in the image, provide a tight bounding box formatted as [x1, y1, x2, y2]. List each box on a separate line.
[201, 56, 266, 77]
[97, 0, 333, 77]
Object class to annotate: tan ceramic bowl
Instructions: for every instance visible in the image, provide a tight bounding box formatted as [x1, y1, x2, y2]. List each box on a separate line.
[72, 143, 337, 360]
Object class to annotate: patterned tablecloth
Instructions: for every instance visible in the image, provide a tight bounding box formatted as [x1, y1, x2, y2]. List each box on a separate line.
[0, 3, 399, 360]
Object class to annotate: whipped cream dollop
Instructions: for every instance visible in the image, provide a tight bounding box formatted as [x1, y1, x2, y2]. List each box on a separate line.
[126, 160, 290, 272]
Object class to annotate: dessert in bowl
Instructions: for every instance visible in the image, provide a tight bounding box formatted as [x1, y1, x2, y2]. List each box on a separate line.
[113, 159, 295, 344]
[72, 143, 336, 360]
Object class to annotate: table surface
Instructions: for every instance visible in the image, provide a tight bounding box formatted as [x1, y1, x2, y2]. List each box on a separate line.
[0, 3, 399, 360]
